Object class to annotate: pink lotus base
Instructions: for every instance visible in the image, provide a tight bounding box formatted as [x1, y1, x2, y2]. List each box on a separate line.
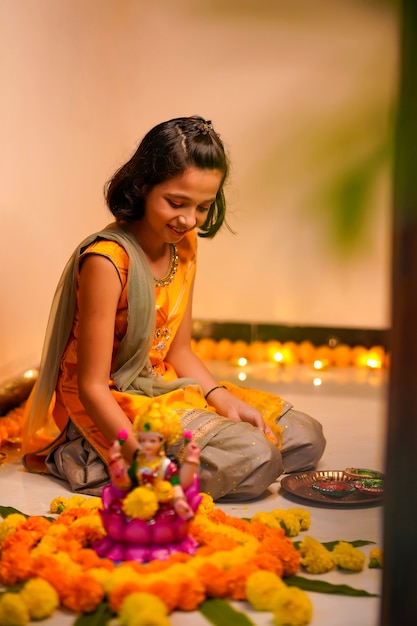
[92, 478, 202, 563]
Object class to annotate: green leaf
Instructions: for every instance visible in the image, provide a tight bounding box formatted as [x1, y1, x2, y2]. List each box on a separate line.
[0, 505, 54, 522]
[323, 540, 375, 551]
[0, 505, 29, 519]
[285, 576, 378, 597]
[0, 583, 25, 597]
[199, 599, 256, 626]
[293, 539, 374, 551]
[74, 602, 114, 626]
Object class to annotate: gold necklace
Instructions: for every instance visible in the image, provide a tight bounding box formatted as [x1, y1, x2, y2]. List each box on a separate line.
[154, 244, 179, 287]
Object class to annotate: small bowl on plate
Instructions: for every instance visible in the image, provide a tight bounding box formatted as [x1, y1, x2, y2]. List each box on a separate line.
[352, 478, 384, 495]
[344, 468, 384, 480]
[312, 480, 356, 498]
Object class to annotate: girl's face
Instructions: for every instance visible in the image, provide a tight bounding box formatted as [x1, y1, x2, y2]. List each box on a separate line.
[142, 167, 223, 245]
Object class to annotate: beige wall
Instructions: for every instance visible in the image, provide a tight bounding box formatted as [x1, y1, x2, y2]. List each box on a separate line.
[0, 0, 397, 381]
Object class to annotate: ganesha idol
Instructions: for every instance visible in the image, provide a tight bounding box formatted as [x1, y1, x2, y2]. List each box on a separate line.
[92, 402, 202, 563]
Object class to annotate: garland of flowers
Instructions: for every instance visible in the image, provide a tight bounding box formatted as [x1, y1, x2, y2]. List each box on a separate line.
[0, 494, 382, 626]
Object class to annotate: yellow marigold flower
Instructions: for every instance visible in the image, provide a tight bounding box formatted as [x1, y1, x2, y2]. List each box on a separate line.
[0, 592, 29, 626]
[122, 486, 159, 520]
[0, 513, 26, 542]
[66, 495, 88, 509]
[30, 535, 59, 558]
[290, 509, 311, 531]
[245, 570, 286, 611]
[332, 541, 365, 572]
[299, 536, 334, 574]
[83, 497, 102, 512]
[119, 591, 169, 626]
[50, 496, 68, 514]
[45, 522, 68, 536]
[154, 480, 174, 503]
[273, 586, 313, 626]
[198, 492, 215, 515]
[108, 565, 144, 592]
[72, 514, 104, 533]
[275, 512, 303, 537]
[252, 508, 310, 537]
[53, 551, 82, 575]
[88, 567, 114, 593]
[369, 547, 383, 569]
[20, 578, 59, 620]
[252, 511, 281, 529]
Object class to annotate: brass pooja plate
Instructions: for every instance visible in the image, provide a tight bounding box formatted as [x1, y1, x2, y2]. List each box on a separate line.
[280, 470, 383, 506]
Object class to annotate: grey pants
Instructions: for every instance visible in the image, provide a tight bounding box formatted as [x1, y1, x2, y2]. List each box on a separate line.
[45, 406, 325, 502]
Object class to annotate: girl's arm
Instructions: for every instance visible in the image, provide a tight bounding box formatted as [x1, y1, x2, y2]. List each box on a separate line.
[76, 254, 139, 463]
[165, 279, 275, 439]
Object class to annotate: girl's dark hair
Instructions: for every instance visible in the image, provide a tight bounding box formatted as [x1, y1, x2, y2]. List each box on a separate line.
[105, 116, 230, 238]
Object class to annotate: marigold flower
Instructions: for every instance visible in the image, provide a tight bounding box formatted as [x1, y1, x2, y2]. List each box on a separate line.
[332, 541, 365, 572]
[88, 566, 114, 594]
[224, 563, 259, 600]
[109, 581, 144, 613]
[197, 563, 229, 598]
[299, 536, 334, 574]
[198, 492, 215, 514]
[0, 592, 29, 626]
[251, 552, 284, 577]
[245, 570, 287, 611]
[108, 564, 144, 592]
[118, 592, 169, 626]
[154, 480, 174, 503]
[273, 586, 313, 626]
[145, 579, 180, 612]
[0, 513, 26, 543]
[0, 544, 33, 586]
[66, 495, 88, 509]
[20, 578, 59, 620]
[50, 496, 69, 514]
[369, 547, 383, 568]
[60, 572, 104, 613]
[173, 574, 206, 611]
[122, 486, 159, 520]
[252, 509, 311, 537]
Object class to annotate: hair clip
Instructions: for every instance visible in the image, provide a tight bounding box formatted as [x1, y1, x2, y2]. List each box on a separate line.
[197, 121, 213, 135]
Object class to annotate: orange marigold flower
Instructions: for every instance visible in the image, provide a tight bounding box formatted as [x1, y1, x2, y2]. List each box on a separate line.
[2, 529, 38, 551]
[197, 563, 229, 598]
[54, 508, 91, 526]
[30, 555, 72, 597]
[257, 534, 300, 577]
[248, 520, 268, 540]
[224, 563, 259, 601]
[175, 576, 206, 611]
[145, 579, 180, 613]
[0, 549, 33, 586]
[251, 552, 284, 577]
[108, 581, 144, 613]
[207, 509, 227, 524]
[21, 516, 51, 535]
[71, 548, 107, 571]
[61, 572, 104, 613]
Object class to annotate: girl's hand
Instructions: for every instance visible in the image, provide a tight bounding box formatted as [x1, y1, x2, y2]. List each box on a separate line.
[206, 388, 277, 443]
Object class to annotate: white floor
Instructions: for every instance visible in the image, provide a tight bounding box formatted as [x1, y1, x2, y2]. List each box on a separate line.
[0, 362, 387, 626]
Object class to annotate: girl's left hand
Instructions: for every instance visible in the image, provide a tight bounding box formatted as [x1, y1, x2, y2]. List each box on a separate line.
[207, 388, 277, 443]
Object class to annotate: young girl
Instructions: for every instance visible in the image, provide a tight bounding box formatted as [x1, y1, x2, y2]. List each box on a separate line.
[22, 116, 325, 500]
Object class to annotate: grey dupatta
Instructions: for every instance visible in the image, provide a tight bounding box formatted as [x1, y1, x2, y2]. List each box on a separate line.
[24, 222, 199, 445]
